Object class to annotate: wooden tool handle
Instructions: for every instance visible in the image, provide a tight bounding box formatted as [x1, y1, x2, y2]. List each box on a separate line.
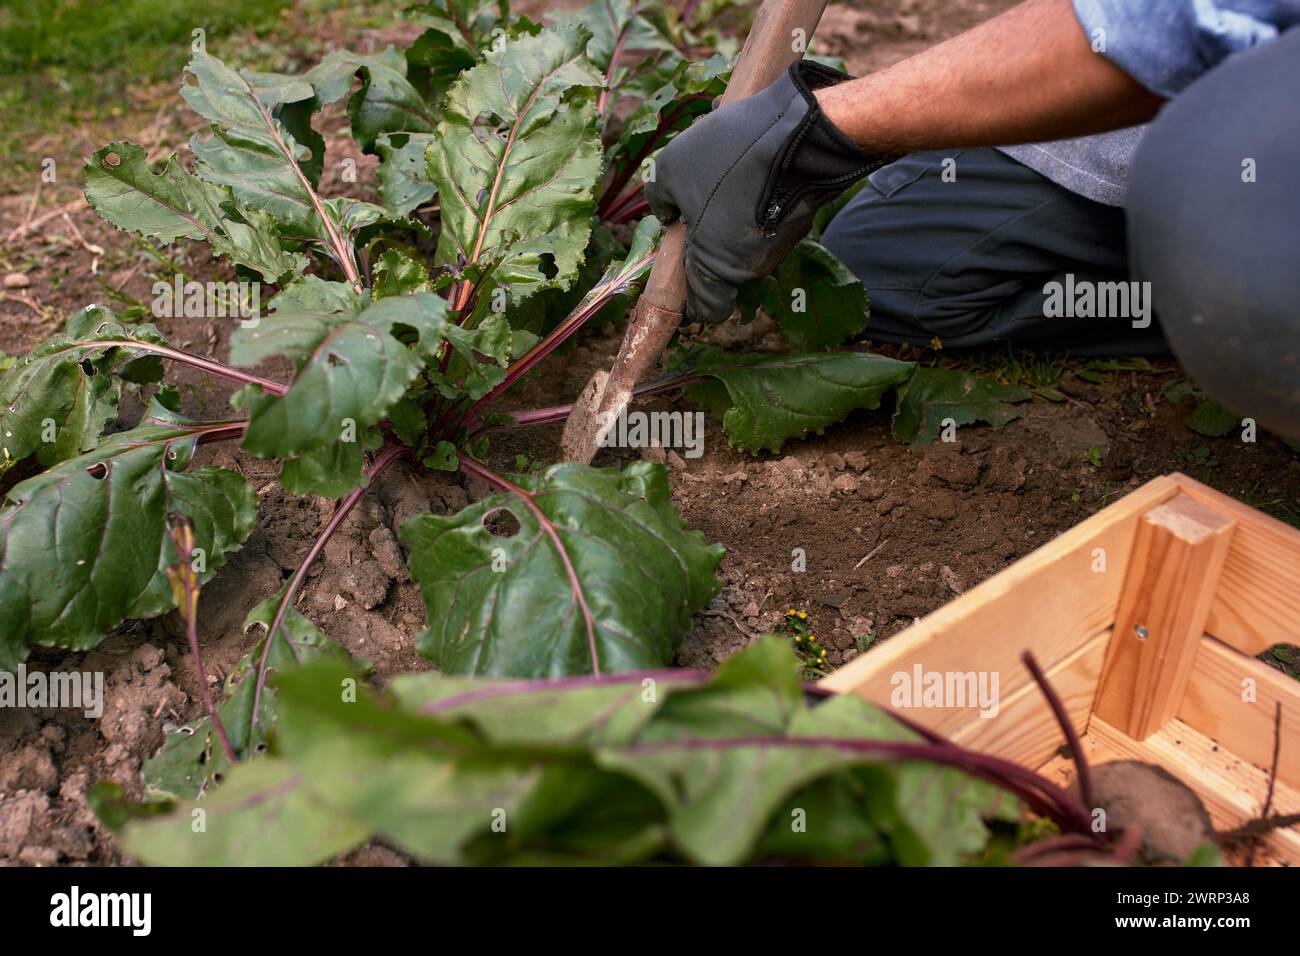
[561, 0, 830, 463]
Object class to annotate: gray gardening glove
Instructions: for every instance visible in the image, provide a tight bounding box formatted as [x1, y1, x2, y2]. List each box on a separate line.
[645, 60, 889, 324]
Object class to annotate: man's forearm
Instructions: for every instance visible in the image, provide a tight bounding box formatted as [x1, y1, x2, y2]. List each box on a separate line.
[816, 0, 1165, 152]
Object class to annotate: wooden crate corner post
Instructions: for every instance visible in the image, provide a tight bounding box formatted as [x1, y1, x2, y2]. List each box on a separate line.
[1093, 493, 1237, 740]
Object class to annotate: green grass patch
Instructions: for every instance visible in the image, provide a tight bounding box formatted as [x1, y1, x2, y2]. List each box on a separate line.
[0, 0, 402, 188]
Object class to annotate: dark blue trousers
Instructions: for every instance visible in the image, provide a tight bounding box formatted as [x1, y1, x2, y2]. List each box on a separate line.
[821, 147, 1170, 357]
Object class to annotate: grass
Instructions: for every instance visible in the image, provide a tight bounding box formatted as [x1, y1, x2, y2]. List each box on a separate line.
[0, 0, 403, 187]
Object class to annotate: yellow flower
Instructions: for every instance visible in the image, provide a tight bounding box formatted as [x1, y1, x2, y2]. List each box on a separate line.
[797, 611, 807, 620]
[787, 609, 796, 616]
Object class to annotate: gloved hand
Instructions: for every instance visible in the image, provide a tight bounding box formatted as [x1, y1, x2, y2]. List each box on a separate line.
[644, 60, 890, 324]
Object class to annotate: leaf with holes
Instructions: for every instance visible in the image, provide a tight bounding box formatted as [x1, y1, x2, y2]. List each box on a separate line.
[427, 25, 605, 306]
[229, 292, 448, 459]
[307, 48, 439, 152]
[376, 134, 440, 217]
[84, 143, 305, 283]
[676, 347, 915, 454]
[181, 50, 386, 279]
[0, 306, 171, 470]
[401, 461, 723, 677]
[0, 398, 256, 669]
[427, 312, 512, 400]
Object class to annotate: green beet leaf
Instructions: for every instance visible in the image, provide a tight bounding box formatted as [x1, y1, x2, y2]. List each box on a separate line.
[427, 25, 605, 304]
[737, 239, 868, 350]
[230, 292, 448, 458]
[84, 142, 305, 283]
[0, 306, 169, 470]
[0, 401, 256, 669]
[181, 50, 387, 269]
[1185, 399, 1240, 437]
[123, 756, 370, 867]
[610, 53, 728, 167]
[107, 639, 1016, 867]
[404, 0, 511, 56]
[679, 347, 916, 454]
[553, 0, 676, 93]
[891, 366, 1031, 446]
[401, 461, 724, 677]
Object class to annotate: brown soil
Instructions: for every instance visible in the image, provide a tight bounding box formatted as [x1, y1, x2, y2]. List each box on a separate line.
[1, 0, 1296, 866]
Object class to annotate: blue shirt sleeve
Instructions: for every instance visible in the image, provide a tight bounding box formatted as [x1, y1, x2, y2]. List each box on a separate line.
[1072, 0, 1300, 96]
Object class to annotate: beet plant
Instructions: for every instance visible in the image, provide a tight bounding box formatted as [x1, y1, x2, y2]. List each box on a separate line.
[0, 4, 924, 678]
[0, 2, 1044, 847]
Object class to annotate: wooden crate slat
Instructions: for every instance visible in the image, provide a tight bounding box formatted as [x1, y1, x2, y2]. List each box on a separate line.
[951, 632, 1108, 768]
[819, 475, 1181, 736]
[1175, 474, 1300, 655]
[1178, 635, 1300, 792]
[1093, 493, 1236, 739]
[1090, 717, 1300, 865]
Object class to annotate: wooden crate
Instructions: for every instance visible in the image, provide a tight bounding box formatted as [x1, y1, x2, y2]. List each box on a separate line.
[820, 473, 1300, 864]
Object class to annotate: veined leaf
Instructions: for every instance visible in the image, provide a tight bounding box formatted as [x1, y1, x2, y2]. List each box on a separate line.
[106, 640, 1020, 866]
[123, 756, 369, 867]
[229, 292, 448, 458]
[376, 133, 439, 217]
[181, 50, 384, 277]
[891, 367, 1031, 446]
[553, 0, 677, 89]
[427, 25, 605, 305]
[372, 250, 433, 299]
[428, 312, 511, 400]
[84, 143, 305, 283]
[678, 347, 916, 454]
[401, 461, 724, 677]
[271, 662, 541, 862]
[266, 276, 362, 314]
[291, 46, 446, 221]
[0, 306, 168, 470]
[0, 403, 256, 669]
[405, 0, 510, 54]
[277, 425, 383, 498]
[306, 48, 437, 152]
[495, 220, 645, 336]
[610, 53, 728, 166]
[738, 239, 868, 350]
[390, 669, 704, 748]
[786, 693, 1019, 865]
